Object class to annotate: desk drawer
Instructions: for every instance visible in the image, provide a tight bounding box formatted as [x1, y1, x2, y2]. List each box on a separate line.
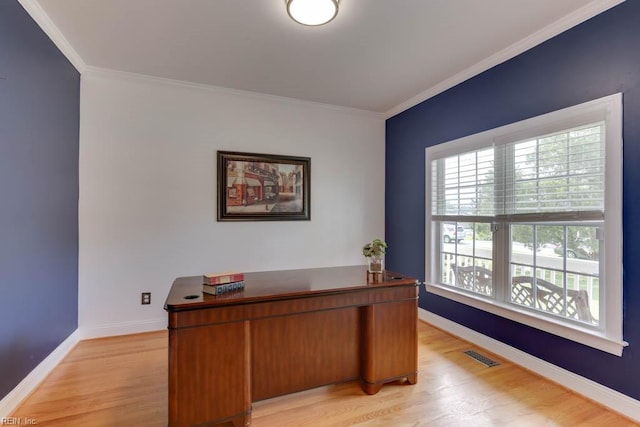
[248, 291, 369, 319]
[168, 305, 247, 329]
[369, 285, 418, 304]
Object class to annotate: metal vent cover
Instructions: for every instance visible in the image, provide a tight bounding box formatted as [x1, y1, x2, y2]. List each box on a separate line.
[463, 349, 499, 367]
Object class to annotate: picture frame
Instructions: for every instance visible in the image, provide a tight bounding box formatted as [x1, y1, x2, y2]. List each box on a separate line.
[217, 151, 311, 221]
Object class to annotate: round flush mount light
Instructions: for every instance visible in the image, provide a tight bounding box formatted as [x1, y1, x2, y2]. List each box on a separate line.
[286, 0, 340, 26]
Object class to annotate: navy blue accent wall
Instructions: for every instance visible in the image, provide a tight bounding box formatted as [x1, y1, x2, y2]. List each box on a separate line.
[386, 1, 640, 399]
[0, 1, 79, 399]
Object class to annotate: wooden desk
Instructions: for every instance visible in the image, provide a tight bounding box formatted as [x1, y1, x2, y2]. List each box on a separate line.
[164, 265, 419, 427]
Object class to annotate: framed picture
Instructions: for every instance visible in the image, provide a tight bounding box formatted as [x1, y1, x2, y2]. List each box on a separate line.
[217, 151, 311, 221]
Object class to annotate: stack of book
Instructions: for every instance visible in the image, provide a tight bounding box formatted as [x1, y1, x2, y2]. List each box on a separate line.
[202, 272, 245, 296]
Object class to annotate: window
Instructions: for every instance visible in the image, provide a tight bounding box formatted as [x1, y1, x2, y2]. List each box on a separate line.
[425, 94, 626, 356]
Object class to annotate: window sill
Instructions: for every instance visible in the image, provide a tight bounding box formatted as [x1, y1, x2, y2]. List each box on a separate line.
[425, 282, 628, 356]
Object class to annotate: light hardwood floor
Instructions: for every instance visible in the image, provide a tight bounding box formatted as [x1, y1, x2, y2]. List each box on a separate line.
[11, 321, 638, 426]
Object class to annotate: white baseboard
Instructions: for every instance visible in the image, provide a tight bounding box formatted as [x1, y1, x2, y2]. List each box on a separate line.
[79, 318, 166, 339]
[7, 313, 636, 421]
[0, 329, 80, 418]
[0, 319, 166, 418]
[419, 308, 640, 422]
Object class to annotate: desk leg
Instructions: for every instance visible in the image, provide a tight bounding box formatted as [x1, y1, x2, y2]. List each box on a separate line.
[230, 415, 251, 427]
[406, 372, 418, 385]
[360, 300, 418, 395]
[361, 381, 384, 395]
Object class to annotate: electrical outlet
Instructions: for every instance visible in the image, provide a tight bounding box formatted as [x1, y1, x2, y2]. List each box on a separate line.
[141, 292, 151, 305]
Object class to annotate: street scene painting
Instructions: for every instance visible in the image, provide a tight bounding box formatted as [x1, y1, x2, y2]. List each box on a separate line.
[217, 151, 311, 221]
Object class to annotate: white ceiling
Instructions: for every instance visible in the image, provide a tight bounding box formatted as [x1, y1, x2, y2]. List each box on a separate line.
[31, 0, 621, 115]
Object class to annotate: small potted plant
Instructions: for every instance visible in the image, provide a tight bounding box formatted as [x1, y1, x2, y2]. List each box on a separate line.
[362, 238, 388, 274]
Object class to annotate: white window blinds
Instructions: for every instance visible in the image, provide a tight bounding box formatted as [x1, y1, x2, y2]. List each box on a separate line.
[431, 123, 605, 221]
[431, 148, 495, 217]
[505, 123, 605, 218]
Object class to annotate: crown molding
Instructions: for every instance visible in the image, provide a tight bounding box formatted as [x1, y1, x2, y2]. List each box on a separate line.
[17, 0, 87, 73]
[82, 66, 385, 119]
[20, 0, 623, 121]
[385, 0, 626, 119]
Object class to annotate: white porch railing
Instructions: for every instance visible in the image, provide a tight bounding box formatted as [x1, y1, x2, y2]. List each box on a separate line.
[440, 252, 599, 322]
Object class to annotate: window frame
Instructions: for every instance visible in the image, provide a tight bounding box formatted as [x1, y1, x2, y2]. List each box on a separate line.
[424, 93, 626, 356]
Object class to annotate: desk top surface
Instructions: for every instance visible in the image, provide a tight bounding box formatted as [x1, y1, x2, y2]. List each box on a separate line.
[164, 265, 417, 311]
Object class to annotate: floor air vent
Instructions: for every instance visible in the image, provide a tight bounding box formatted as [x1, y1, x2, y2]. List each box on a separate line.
[463, 350, 499, 367]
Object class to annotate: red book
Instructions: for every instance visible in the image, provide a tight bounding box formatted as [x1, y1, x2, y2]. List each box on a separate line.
[203, 272, 244, 285]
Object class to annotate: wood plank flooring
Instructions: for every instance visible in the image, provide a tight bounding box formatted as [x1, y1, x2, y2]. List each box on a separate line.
[11, 321, 637, 426]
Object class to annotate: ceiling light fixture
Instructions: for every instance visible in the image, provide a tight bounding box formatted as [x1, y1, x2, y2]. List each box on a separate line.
[286, 0, 339, 26]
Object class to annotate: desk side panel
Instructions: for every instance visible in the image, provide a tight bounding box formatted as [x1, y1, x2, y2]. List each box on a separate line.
[168, 320, 250, 427]
[361, 298, 418, 393]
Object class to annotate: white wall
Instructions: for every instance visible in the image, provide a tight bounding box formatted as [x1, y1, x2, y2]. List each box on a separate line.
[78, 69, 385, 337]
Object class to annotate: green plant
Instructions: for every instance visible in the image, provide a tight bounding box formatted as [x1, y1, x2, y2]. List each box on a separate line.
[362, 238, 387, 260]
